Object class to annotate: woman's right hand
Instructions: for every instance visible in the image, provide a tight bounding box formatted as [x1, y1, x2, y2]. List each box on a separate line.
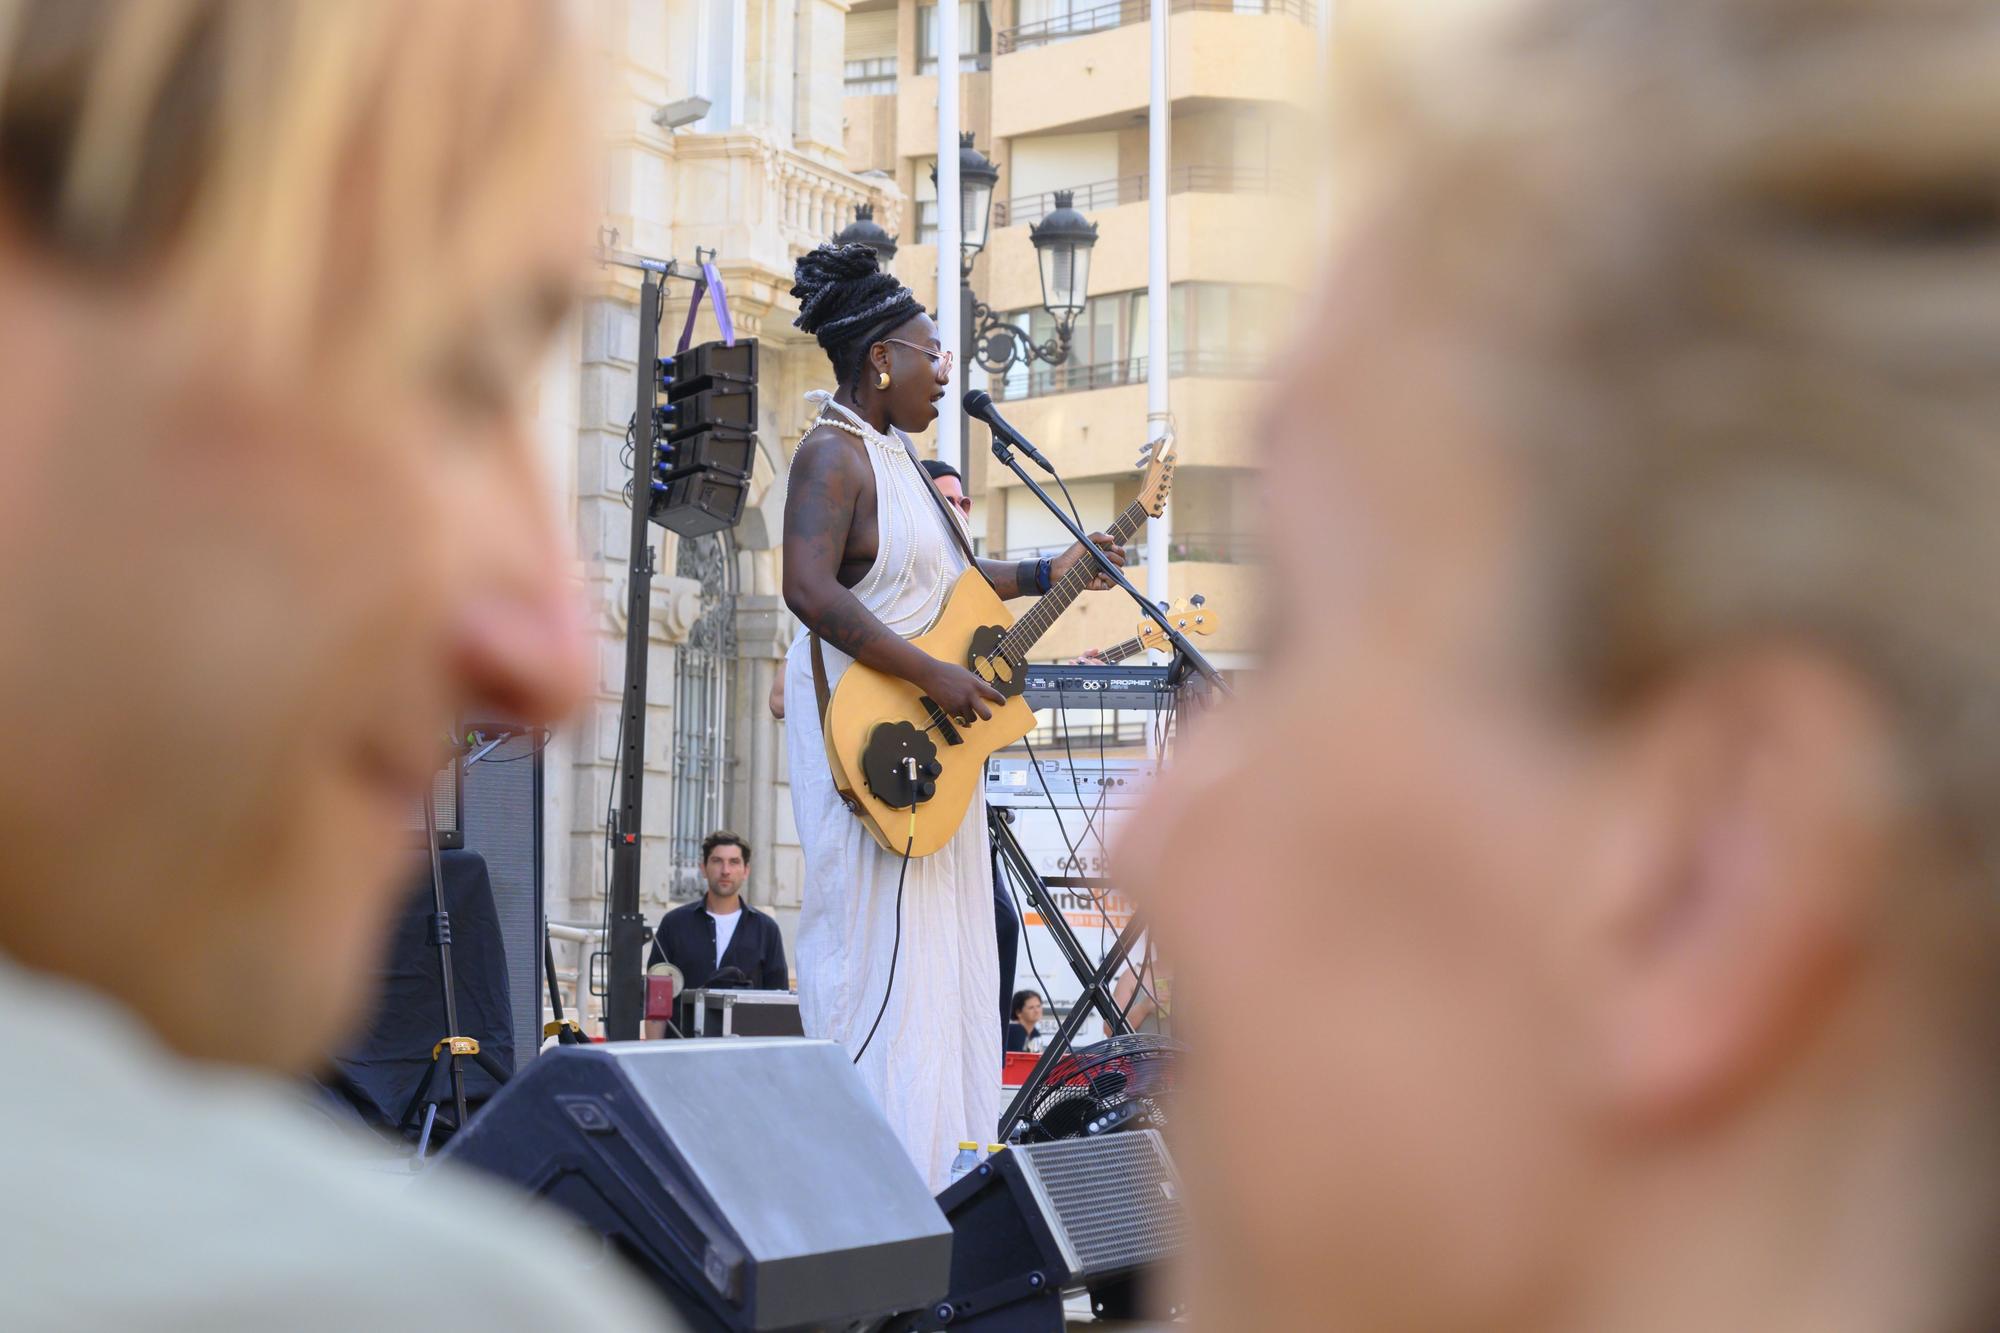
[922, 660, 1006, 725]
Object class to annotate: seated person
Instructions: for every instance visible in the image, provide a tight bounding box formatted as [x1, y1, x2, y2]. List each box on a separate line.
[648, 831, 788, 1002]
[1005, 989, 1043, 1053]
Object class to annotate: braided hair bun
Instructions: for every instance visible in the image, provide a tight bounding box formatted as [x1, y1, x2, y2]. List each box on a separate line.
[791, 242, 923, 386]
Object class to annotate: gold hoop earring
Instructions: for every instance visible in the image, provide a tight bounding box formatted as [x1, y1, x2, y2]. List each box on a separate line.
[877, 370, 891, 390]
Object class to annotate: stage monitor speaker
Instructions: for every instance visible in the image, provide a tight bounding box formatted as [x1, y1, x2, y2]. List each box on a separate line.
[439, 1040, 951, 1332]
[897, 1131, 1188, 1333]
[459, 723, 544, 1070]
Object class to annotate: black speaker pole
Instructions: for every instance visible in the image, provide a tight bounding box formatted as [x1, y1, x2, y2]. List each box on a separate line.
[425, 794, 470, 1129]
[605, 269, 663, 1041]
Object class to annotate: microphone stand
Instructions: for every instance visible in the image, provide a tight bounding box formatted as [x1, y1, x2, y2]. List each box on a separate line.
[987, 433, 1233, 697]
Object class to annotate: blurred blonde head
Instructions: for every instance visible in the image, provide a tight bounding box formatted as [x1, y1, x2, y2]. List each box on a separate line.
[0, 0, 587, 394]
[1340, 0, 2000, 874]
[0, 0, 593, 1071]
[1134, 2, 2000, 1330]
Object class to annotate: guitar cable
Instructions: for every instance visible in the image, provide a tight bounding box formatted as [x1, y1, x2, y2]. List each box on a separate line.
[853, 807, 917, 1065]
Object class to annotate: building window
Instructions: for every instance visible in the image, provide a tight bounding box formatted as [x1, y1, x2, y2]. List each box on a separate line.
[667, 532, 738, 901]
[918, 1, 993, 74]
[994, 284, 1281, 399]
[843, 57, 897, 94]
[916, 199, 939, 245]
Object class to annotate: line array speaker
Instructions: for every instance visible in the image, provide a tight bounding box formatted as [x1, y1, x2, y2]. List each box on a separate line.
[651, 338, 758, 538]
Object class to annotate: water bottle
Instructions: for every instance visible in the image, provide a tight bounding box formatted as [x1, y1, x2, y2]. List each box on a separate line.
[947, 1141, 980, 1184]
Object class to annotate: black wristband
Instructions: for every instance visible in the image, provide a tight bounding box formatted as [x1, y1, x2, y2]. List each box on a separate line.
[1015, 558, 1037, 596]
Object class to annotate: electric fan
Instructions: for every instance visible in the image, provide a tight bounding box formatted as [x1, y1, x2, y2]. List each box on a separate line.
[1015, 1032, 1181, 1143]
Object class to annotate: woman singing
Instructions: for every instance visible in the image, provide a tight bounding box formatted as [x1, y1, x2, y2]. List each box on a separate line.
[780, 244, 1120, 1188]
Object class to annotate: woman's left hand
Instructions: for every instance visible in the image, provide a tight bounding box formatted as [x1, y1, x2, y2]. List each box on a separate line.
[1050, 532, 1126, 592]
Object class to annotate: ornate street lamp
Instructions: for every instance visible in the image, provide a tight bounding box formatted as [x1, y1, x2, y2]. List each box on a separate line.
[955, 133, 1000, 277]
[931, 132, 1000, 278]
[1027, 191, 1097, 337]
[831, 203, 898, 265]
[965, 189, 1099, 375]
[856, 137, 1100, 399]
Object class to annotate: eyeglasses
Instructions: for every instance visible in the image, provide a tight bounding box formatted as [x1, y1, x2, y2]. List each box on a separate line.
[882, 338, 953, 376]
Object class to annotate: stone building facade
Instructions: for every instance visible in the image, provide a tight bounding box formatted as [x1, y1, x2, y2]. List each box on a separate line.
[536, 0, 909, 1012]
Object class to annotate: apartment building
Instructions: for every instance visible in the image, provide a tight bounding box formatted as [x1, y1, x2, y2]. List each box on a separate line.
[841, 0, 1320, 664]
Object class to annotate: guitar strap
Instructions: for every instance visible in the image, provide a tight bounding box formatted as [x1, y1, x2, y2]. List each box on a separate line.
[892, 426, 985, 573]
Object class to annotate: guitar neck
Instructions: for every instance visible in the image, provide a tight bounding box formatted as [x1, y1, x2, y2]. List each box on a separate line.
[1099, 635, 1148, 664]
[1000, 499, 1148, 661]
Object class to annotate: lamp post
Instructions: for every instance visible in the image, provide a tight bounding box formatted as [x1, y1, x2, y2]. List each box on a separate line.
[932, 135, 1099, 395]
[832, 203, 898, 266]
[834, 142, 1100, 475]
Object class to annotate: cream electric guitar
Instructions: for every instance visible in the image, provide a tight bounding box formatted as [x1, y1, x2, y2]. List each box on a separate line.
[1088, 595, 1221, 663]
[822, 437, 1177, 856]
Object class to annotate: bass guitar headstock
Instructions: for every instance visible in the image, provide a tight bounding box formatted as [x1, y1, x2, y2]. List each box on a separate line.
[1133, 431, 1179, 518]
[1136, 594, 1220, 654]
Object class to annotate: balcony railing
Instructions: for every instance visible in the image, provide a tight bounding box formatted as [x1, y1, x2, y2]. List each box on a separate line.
[995, 348, 1268, 401]
[997, 0, 1315, 55]
[994, 164, 1298, 228]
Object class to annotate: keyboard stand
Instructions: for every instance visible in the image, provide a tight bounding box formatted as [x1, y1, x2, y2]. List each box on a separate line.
[990, 805, 1145, 1142]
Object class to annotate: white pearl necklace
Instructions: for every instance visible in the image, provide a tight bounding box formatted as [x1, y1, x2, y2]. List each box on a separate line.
[807, 398, 943, 620]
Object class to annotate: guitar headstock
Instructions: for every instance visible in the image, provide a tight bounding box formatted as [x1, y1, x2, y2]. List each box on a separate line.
[1132, 432, 1178, 518]
[1136, 595, 1220, 654]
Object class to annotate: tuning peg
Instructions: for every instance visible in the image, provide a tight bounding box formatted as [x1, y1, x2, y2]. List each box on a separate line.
[1191, 593, 1205, 606]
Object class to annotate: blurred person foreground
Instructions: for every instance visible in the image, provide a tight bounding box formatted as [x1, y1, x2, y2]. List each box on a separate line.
[9, 0, 2000, 1330]
[0, 2, 672, 1328]
[1129, 0, 2000, 1330]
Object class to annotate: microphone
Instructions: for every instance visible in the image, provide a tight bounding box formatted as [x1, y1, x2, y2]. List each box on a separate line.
[962, 389, 1055, 474]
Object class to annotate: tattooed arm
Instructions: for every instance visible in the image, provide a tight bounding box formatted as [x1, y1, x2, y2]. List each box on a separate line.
[783, 432, 1004, 722]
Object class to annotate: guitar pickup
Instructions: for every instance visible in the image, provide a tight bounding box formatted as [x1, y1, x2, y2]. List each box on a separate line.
[918, 697, 964, 746]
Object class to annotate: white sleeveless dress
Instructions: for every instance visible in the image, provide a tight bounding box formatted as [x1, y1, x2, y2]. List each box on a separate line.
[784, 392, 1001, 1192]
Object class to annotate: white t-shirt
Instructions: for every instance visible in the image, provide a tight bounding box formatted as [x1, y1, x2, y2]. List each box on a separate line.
[0, 954, 682, 1332]
[709, 906, 743, 970]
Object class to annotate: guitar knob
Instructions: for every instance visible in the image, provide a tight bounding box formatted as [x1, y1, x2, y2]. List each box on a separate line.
[917, 779, 937, 801]
[922, 760, 942, 778]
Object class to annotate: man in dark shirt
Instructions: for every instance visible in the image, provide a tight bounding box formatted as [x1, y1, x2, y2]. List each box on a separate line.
[646, 832, 788, 1005]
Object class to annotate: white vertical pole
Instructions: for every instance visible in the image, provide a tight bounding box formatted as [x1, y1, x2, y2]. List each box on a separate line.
[1143, 0, 1170, 608]
[728, 0, 748, 125]
[935, 0, 963, 471]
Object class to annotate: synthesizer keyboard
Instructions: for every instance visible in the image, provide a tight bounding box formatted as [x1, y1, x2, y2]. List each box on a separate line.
[1019, 663, 1191, 712]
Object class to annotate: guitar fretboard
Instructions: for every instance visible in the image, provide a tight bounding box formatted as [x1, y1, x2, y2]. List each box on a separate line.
[997, 498, 1149, 662]
[1100, 634, 1148, 664]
